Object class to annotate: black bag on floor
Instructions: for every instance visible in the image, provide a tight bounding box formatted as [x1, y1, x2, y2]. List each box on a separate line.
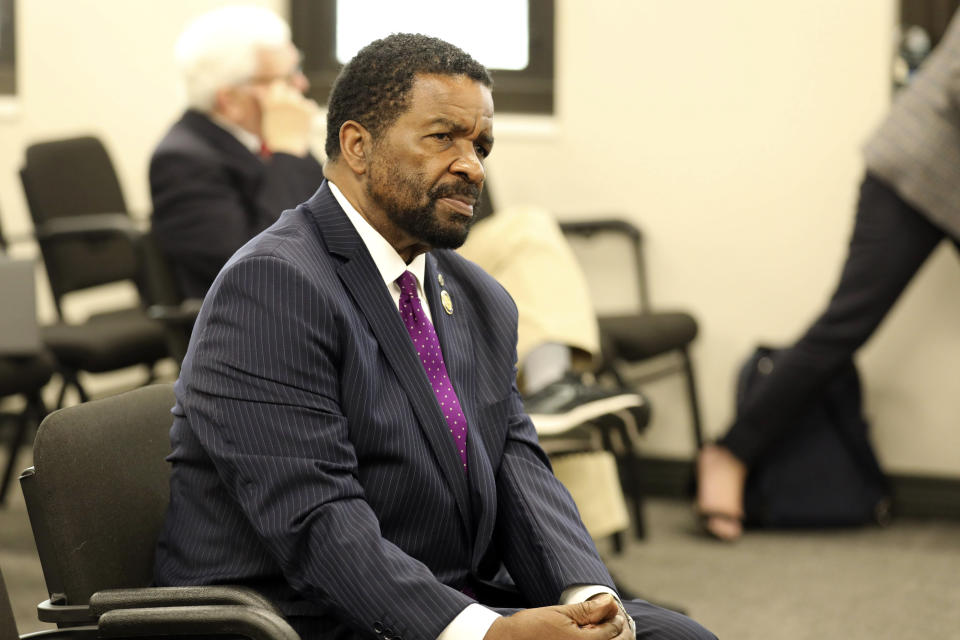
[738, 346, 891, 527]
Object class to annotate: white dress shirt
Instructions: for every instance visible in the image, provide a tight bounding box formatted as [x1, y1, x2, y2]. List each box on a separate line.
[328, 181, 630, 640]
[209, 113, 262, 154]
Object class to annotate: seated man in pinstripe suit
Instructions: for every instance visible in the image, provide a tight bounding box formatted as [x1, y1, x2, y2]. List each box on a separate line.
[154, 33, 714, 640]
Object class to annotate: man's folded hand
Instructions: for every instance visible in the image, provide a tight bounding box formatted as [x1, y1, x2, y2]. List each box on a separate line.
[484, 594, 631, 640]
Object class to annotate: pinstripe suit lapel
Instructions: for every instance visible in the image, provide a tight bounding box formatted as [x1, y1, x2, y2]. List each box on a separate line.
[427, 255, 497, 563]
[308, 183, 473, 539]
[424, 255, 477, 441]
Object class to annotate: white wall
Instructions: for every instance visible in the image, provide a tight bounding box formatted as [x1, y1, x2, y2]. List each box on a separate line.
[492, 0, 959, 476]
[1, 0, 957, 476]
[0, 0, 285, 321]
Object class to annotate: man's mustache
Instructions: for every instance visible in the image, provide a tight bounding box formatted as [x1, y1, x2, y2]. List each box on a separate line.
[429, 182, 482, 202]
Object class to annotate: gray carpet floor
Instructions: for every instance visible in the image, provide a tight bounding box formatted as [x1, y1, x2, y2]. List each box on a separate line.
[604, 500, 960, 639]
[2, 441, 958, 639]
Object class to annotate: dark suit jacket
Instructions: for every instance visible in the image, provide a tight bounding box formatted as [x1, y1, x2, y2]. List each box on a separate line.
[149, 109, 324, 299]
[154, 181, 615, 640]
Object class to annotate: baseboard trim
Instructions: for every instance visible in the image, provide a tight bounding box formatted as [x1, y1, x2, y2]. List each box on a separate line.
[632, 455, 960, 519]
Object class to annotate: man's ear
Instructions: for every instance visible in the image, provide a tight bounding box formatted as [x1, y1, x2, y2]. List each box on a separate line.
[212, 87, 236, 120]
[339, 120, 371, 175]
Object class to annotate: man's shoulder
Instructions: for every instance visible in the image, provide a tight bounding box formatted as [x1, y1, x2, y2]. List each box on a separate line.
[229, 206, 323, 266]
[434, 249, 516, 309]
[151, 111, 236, 165]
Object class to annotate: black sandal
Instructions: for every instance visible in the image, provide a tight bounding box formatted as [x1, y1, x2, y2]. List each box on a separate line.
[696, 509, 744, 542]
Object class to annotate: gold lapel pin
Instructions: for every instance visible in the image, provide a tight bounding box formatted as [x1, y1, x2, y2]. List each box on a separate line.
[438, 273, 446, 286]
[440, 290, 454, 315]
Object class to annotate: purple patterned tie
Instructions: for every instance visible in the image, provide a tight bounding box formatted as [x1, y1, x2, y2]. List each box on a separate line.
[396, 270, 468, 471]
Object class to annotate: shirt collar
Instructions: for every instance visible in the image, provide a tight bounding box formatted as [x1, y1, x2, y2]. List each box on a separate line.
[209, 112, 262, 154]
[327, 180, 427, 293]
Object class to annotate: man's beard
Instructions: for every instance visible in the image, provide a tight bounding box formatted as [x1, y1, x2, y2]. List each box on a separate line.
[366, 160, 481, 250]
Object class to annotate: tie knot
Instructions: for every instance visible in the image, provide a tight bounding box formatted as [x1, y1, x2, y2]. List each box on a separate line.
[396, 270, 418, 298]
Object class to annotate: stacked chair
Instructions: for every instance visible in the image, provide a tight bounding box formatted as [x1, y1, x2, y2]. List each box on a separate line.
[558, 218, 705, 452]
[16, 384, 299, 640]
[0, 215, 53, 506]
[18, 136, 170, 406]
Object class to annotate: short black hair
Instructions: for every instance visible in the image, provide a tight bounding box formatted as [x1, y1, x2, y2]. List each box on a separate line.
[325, 33, 492, 160]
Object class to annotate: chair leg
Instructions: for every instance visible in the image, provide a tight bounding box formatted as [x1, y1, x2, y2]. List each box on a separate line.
[144, 361, 159, 385]
[56, 370, 88, 408]
[611, 531, 624, 554]
[27, 391, 49, 428]
[76, 379, 90, 403]
[56, 376, 70, 409]
[680, 347, 705, 450]
[0, 392, 48, 505]
[626, 452, 646, 539]
[597, 414, 647, 540]
[0, 414, 29, 506]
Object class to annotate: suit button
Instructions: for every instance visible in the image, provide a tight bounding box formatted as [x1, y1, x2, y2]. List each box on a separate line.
[373, 622, 383, 634]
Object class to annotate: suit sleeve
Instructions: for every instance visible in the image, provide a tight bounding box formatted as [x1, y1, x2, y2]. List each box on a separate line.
[183, 256, 473, 640]
[149, 149, 322, 297]
[488, 320, 616, 605]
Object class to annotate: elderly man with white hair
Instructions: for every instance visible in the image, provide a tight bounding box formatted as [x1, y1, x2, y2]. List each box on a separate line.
[150, 5, 324, 299]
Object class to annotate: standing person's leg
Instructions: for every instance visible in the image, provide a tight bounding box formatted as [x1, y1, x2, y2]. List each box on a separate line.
[698, 173, 946, 539]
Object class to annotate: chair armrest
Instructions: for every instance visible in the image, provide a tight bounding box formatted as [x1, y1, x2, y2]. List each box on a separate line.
[37, 585, 282, 625]
[559, 217, 649, 311]
[36, 599, 92, 625]
[89, 586, 281, 617]
[147, 299, 202, 327]
[558, 218, 641, 242]
[97, 605, 299, 640]
[33, 214, 146, 245]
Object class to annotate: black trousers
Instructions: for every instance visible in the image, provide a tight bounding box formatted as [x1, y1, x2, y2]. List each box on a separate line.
[721, 172, 959, 466]
[289, 598, 716, 639]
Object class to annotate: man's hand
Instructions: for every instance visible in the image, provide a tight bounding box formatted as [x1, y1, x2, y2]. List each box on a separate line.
[259, 81, 319, 156]
[484, 594, 632, 640]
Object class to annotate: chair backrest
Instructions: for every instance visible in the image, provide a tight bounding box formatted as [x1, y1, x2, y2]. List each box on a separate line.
[20, 384, 176, 606]
[19, 136, 140, 306]
[559, 219, 650, 314]
[21, 136, 128, 224]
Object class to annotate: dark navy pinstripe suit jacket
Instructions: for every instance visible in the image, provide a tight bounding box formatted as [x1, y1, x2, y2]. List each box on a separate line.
[155, 181, 615, 640]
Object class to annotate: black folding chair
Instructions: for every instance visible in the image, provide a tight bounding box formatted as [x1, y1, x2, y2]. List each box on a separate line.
[19, 136, 169, 405]
[18, 384, 298, 640]
[559, 219, 705, 452]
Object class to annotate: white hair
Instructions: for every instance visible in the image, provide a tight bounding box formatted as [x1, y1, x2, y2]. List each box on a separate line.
[175, 5, 291, 112]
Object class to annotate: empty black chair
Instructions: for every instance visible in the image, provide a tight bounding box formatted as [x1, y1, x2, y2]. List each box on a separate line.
[559, 219, 705, 451]
[18, 384, 299, 640]
[19, 136, 169, 405]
